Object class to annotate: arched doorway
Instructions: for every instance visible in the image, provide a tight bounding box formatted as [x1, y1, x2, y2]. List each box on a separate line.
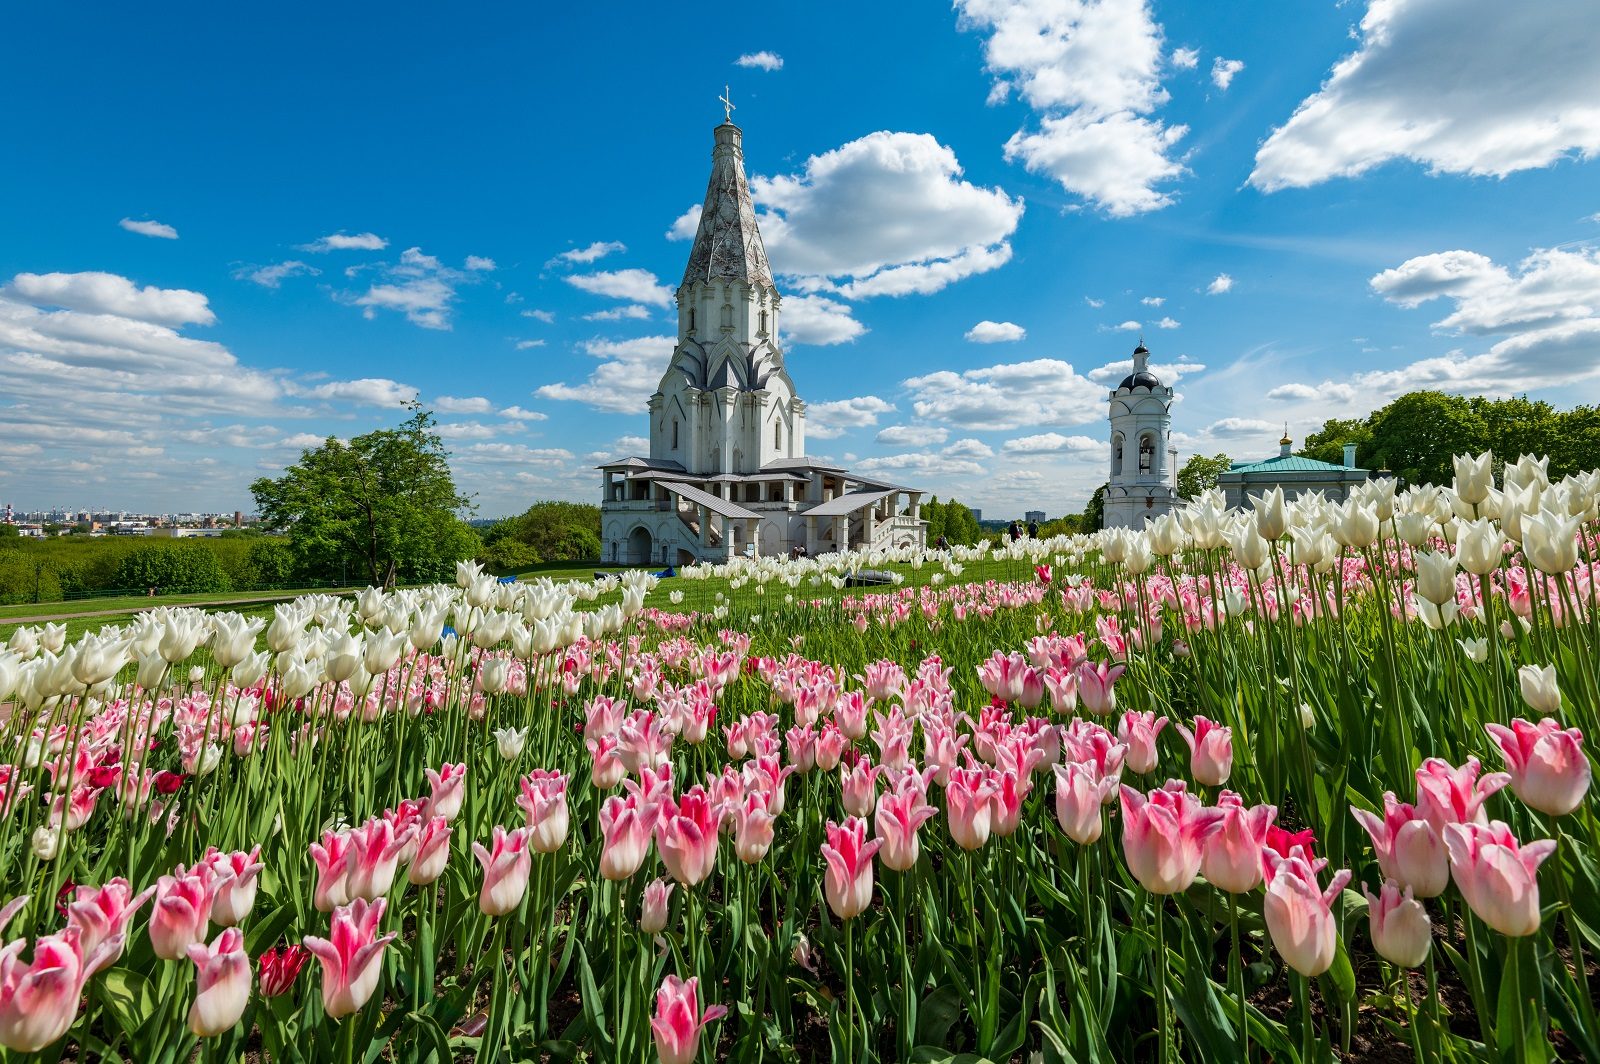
[626, 525, 654, 565]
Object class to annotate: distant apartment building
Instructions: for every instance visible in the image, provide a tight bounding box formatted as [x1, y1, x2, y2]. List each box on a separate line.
[1024, 510, 1046, 524]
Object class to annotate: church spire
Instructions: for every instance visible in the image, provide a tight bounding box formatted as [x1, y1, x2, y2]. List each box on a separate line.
[680, 110, 774, 289]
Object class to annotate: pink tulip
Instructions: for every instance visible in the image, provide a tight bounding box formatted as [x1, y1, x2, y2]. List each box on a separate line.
[945, 765, 999, 851]
[65, 878, 154, 961]
[1118, 780, 1225, 895]
[599, 794, 652, 881]
[1484, 717, 1591, 817]
[1414, 756, 1510, 833]
[1053, 760, 1117, 844]
[1061, 720, 1126, 785]
[1262, 850, 1351, 977]
[874, 778, 938, 872]
[1174, 716, 1233, 787]
[422, 762, 466, 822]
[640, 878, 674, 934]
[472, 825, 533, 917]
[0, 927, 119, 1053]
[731, 794, 776, 864]
[786, 726, 818, 773]
[1443, 821, 1556, 936]
[1117, 711, 1167, 774]
[990, 768, 1030, 837]
[303, 897, 396, 1020]
[742, 757, 795, 817]
[921, 722, 969, 786]
[584, 695, 627, 741]
[187, 926, 250, 1037]
[656, 787, 721, 886]
[588, 735, 627, 789]
[1363, 880, 1431, 968]
[205, 848, 264, 927]
[821, 817, 881, 919]
[650, 974, 728, 1064]
[1349, 793, 1449, 897]
[0, 898, 28, 938]
[309, 829, 355, 913]
[517, 770, 571, 853]
[840, 757, 884, 818]
[815, 723, 849, 772]
[1076, 662, 1126, 715]
[1043, 666, 1079, 714]
[346, 819, 411, 902]
[150, 864, 222, 960]
[407, 816, 452, 886]
[1200, 791, 1277, 893]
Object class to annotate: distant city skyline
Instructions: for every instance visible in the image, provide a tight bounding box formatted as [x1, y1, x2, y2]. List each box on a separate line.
[2, 2, 1597, 516]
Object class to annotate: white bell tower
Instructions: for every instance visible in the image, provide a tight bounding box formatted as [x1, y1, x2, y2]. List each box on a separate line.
[1103, 341, 1177, 529]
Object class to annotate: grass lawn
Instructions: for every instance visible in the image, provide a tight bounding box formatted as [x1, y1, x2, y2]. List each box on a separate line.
[0, 586, 364, 623]
[0, 547, 1045, 646]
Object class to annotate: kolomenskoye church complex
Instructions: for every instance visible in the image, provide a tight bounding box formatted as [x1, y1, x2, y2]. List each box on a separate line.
[599, 106, 1371, 562]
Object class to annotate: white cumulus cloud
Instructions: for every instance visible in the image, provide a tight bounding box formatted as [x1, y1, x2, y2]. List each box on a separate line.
[547, 241, 627, 267]
[957, 0, 1188, 216]
[8, 271, 215, 327]
[781, 294, 865, 346]
[565, 268, 673, 307]
[119, 218, 178, 240]
[1210, 57, 1244, 90]
[904, 358, 1104, 431]
[536, 335, 675, 414]
[234, 261, 320, 289]
[735, 51, 783, 71]
[806, 396, 896, 439]
[1250, 0, 1600, 191]
[876, 424, 950, 447]
[965, 320, 1027, 343]
[1206, 273, 1233, 295]
[754, 132, 1022, 298]
[299, 231, 388, 253]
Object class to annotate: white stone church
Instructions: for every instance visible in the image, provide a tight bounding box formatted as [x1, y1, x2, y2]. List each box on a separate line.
[598, 116, 926, 566]
[1103, 341, 1179, 529]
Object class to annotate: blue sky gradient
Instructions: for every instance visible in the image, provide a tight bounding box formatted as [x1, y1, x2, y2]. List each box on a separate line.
[3, 1, 1597, 518]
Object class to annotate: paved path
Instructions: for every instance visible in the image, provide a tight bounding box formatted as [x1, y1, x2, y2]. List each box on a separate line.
[0, 592, 342, 628]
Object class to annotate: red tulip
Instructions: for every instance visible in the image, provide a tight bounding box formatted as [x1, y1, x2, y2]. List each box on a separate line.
[257, 944, 311, 997]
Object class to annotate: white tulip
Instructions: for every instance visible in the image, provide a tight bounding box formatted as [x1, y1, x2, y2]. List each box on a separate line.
[1521, 508, 1580, 575]
[136, 651, 169, 692]
[231, 651, 271, 689]
[1451, 451, 1493, 506]
[31, 826, 61, 860]
[493, 726, 528, 761]
[1455, 518, 1505, 576]
[40, 623, 67, 654]
[1456, 637, 1488, 663]
[1413, 551, 1459, 606]
[1517, 664, 1561, 715]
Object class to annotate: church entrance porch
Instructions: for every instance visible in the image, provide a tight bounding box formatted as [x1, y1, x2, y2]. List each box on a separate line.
[625, 525, 655, 565]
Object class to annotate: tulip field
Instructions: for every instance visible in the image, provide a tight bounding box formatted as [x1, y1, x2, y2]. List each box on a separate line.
[2, 451, 1598, 1063]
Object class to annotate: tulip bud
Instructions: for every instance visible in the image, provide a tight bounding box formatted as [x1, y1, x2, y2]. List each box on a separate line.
[640, 878, 674, 934]
[1363, 881, 1431, 968]
[1516, 665, 1561, 715]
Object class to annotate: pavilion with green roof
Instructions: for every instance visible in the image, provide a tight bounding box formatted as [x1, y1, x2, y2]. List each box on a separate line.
[1217, 430, 1369, 509]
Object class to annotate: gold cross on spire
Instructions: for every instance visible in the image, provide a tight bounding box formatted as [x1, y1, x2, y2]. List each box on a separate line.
[719, 85, 735, 123]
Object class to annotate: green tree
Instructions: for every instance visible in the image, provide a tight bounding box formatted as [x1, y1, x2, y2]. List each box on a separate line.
[1176, 453, 1231, 499]
[1083, 484, 1107, 531]
[481, 501, 602, 568]
[1367, 391, 1487, 485]
[251, 405, 478, 587]
[0, 524, 19, 539]
[245, 538, 297, 588]
[1301, 418, 1374, 468]
[112, 544, 230, 594]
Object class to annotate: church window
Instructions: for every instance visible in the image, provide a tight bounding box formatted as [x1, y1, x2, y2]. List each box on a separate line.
[721, 303, 733, 329]
[1139, 434, 1154, 474]
[1112, 434, 1124, 476]
[774, 420, 782, 449]
[688, 308, 696, 332]
[672, 419, 679, 449]
[759, 309, 768, 334]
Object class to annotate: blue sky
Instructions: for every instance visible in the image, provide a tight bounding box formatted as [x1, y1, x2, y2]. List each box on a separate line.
[2, 0, 1597, 519]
